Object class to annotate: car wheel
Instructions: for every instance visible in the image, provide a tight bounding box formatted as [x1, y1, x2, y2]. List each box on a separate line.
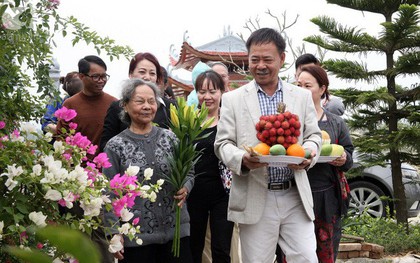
[348, 181, 389, 218]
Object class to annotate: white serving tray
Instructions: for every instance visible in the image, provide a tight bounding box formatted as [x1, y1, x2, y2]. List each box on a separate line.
[257, 155, 306, 167]
[317, 156, 340, 163]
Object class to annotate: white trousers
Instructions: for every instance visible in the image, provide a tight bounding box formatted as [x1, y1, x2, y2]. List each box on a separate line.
[239, 187, 317, 263]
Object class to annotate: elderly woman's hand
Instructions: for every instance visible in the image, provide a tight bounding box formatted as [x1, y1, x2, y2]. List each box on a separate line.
[174, 187, 189, 208]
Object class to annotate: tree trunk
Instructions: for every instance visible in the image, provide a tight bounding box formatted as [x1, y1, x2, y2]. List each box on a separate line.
[386, 59, 408, 228]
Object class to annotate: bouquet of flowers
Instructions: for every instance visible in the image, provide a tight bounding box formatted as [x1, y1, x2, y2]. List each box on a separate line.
[165, 97, 214, 257]
[0, 107, 161, 262]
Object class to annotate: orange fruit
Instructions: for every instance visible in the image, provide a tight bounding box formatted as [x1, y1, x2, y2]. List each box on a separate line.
[286, 143, 305, 157]
[253, 142, 271, 155]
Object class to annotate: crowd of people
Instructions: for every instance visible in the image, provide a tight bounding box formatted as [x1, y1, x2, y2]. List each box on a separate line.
[43, 27, 353, 263]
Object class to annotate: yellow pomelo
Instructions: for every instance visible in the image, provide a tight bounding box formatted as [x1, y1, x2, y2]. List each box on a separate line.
[330, 144, 344, 156]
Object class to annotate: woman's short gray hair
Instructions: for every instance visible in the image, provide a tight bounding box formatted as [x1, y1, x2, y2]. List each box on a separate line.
[119, 78, 161, 125]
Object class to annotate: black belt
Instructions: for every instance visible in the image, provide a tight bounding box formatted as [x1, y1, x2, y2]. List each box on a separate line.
[268, 179, 296, 191]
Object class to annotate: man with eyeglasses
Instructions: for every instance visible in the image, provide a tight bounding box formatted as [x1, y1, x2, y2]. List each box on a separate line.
[56, 55, 117, 263]
[57, 55, 117, 157]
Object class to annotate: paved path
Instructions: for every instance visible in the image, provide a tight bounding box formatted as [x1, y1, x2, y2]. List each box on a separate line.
[337, 254, 420, 263]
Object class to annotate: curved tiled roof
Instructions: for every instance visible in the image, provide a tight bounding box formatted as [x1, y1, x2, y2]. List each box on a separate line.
[171, 35, 248, 70]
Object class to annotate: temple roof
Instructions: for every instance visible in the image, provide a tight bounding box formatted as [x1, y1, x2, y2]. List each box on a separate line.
[170, 35, 248, 70]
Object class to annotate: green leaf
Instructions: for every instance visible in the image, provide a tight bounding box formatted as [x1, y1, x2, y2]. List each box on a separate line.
[5, 246, 53, 263]
[16, 202, 29, 214]
[36, 225, 101, 263]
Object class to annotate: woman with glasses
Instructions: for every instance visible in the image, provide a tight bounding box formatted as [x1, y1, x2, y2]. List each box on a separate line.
[100, 52, 174, 152]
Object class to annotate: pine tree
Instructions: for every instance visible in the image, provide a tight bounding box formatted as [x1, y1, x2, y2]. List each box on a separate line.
[304, 0, 420, 225]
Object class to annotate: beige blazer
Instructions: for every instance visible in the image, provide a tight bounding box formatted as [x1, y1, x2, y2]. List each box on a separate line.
[214, 80, 322, 224]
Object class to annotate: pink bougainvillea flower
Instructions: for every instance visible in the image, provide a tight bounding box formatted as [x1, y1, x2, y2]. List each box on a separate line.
[58, 199, 67, 207]
[36, 242, 44, 249]
[73, 132, 91, 149]
[20, 231, 28, 242]
[110, 174, 138, 194]
[132, 217, 140, 225]
[93, 152, 111, 169]
[0, 121, 5, 129]
[12, 129, 20, 138]
[55, 106, 77, 122]
[87, 144, 98, 155]
[85, 162, 96, 170]
[124, 193, 137, 208]
[63, 153, 71, 160]
[69, 122, 78, 130]
[112, 197, 127, 217]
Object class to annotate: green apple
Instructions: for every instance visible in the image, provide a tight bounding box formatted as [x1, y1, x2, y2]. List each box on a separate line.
[269, 144, 286, 155]
[320, 144, 333, 156]
[304, 149, 312, 159]
[330, 144, 344, 156]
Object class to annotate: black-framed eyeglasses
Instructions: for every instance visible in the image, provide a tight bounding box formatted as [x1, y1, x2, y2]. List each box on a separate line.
[82, 73, 110, 82]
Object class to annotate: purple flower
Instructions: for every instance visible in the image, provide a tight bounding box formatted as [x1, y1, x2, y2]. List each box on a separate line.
[0, 121, 5, 129]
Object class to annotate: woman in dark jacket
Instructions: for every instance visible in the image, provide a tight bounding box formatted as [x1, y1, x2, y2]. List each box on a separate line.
[297, 64, 354, 263]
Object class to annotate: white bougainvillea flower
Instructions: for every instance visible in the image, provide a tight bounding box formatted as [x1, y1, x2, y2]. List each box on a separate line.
[31, 164, 42, 177]
[108, 235, 123, 253]
[29, 211, 47, 228]
[120, 208, 134, 222]
[144, 168, 153, 180]
[5, 177, 18, 191]
[20, 122, 38, 134]
[60, 190, 76, 209]
[41, 155, 55, 167]
[45, 189, 62, 201]
[69, 165, 88, 185]
[44, 132, 53, 142]
[53, 140, 65, 154]
[149, 191, 157, 202]
[2, 164, 24, 178]
[157, 179, 164, 186]
[135, 238, 143, 245]
[126, 165, 140, 176]
[118, 223, 131, 235]
[80, 197, 103, 217]
[102, 195, 111, 204]
[140, 185, 150, 191]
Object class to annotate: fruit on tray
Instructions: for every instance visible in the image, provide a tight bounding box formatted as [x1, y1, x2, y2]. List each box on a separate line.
[286, 143, 306, 157]
[321, 130, 331, 145]
[255, 102, 301, 149]
[252, 142, 271, 155]
[320, 143, 344, 156]
[320, 144, 333, 156]
[269, 144, 286, 156]
[330, 144, 344, 156]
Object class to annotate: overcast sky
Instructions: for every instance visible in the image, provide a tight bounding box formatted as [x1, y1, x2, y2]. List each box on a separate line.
[51, 0, 411, 98]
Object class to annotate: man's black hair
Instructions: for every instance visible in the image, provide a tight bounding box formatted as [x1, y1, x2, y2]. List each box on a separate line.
[78, 55, 107, 74]
[295, 54, 319, 70]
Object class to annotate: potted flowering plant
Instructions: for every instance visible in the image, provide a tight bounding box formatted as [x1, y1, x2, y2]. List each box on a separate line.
[0, 107, 162, 262]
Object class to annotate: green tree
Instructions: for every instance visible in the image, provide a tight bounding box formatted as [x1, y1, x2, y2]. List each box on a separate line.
[304, 0, 420, 225]
[0, 0, 134, 132]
